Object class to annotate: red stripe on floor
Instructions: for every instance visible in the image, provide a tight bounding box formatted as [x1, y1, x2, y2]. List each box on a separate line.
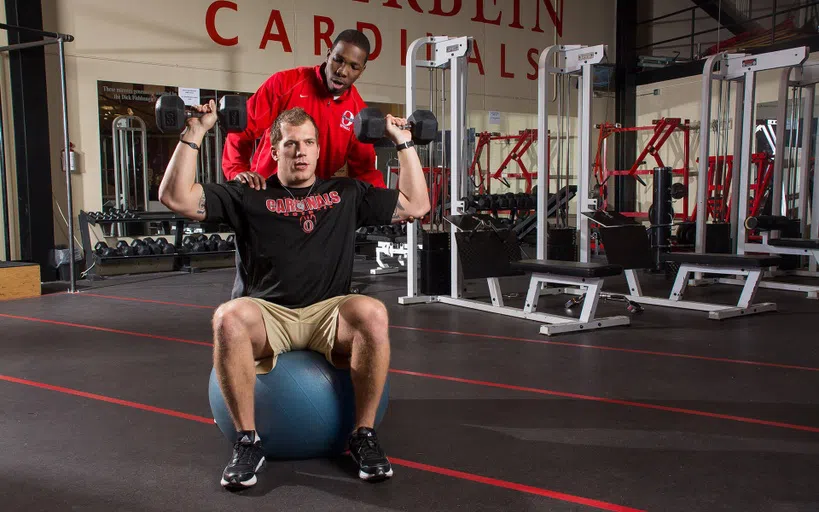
[390, 457, 644, 512]
[390, 325, 819, 372]
[0, 313, 213, 347]
[0, 373, 644, 512]
[0, 374, 213, 424]
[71, 293, 819, 372]
[80, 292, 216, 310]
[389, 369, 819, 433]
[4, 311, 816, 433]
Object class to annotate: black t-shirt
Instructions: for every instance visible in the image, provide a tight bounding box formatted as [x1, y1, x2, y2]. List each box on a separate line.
[203, 176, 398, 308]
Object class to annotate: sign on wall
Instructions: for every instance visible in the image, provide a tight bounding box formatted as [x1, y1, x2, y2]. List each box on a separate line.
[202, 0, 569, 83]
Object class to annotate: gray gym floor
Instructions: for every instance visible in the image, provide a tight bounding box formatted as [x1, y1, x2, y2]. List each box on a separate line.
[1, 262, 818, 511]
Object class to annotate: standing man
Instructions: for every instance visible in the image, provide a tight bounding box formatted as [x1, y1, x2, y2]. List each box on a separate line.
[222, 29, 385, 189]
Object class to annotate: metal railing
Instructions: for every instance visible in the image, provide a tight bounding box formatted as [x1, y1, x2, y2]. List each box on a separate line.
[637, 1, 819, 59]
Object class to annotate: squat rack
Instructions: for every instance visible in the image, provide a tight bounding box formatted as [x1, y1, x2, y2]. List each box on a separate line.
[0, 23, 77, 292]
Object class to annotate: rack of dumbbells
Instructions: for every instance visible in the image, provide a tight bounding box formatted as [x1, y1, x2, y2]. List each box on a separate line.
[78, 209, 236, 278]
[462, 186, 577, 245]
[355, 224, 411, 275]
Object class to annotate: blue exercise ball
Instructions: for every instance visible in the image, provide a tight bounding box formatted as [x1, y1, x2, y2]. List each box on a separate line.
[209, 350, 390, 459]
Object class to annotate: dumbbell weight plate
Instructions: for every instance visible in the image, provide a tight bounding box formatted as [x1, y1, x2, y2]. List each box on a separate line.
[406, 110, 438, 145]
[155, 94, 248, 134]
[353, 107, 387, 144]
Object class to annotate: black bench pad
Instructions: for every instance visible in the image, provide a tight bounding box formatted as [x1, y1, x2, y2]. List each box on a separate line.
[511, 259, 623, 278]
[767, 238, 819, 249]
[661, 252, 780, 268]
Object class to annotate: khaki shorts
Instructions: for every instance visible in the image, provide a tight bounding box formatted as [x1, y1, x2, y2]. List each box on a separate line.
[243, 295, 356, 374]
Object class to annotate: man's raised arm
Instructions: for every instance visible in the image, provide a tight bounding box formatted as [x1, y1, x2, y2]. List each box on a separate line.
[158, 101, 218, 221]
[384, 115, 430, 222]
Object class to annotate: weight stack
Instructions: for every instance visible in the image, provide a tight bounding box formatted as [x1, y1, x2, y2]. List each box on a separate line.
[705, 223, 731, 254]
[547, 227, 577, 261]
[776, 218, 802, 270]
[420, 231, 450, 295]
[650, 167, 673, 271]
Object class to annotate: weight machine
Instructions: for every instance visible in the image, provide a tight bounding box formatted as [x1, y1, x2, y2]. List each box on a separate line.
[769, 61, 819, 257]
[729, 58, 819, 295]
[400, 40, 630, 335]
[696, 47, 808, 254]
[538, 45, 607, 263]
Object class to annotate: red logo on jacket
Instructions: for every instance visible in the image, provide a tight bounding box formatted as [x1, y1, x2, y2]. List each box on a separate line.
[340, 110, 354, 131]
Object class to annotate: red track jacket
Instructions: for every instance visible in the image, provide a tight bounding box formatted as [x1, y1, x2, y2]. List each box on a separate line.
[221, 64, 385, 188]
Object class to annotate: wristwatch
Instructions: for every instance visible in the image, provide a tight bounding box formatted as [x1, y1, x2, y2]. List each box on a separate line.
[179, 136, 200, 151]
[395, 140, 415, 152]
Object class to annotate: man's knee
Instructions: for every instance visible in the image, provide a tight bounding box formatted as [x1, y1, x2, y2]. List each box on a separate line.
[213, 299, 258, 342]
[342, 297, 389, 335]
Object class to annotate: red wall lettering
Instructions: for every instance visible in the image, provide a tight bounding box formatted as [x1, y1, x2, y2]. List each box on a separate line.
[401, 29, 408, 66]
[508, 0, 523, 29]
[357, 0, 424, 11]
[469, 40, 485, 75]
[205, 1, 238, 46]
[471, 0, 502, 26]
[259, 10, 292, 51]
[500, 44, 514, 78]
[526, 48, 539, 80]
[356, 22, 382, 61]
[314, 16, 335, 55]
[533, 0, 563, 36]
[429, 0, 461, 16]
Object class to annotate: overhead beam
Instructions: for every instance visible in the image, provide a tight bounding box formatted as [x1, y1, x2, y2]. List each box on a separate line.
[690, 0, 761, 36]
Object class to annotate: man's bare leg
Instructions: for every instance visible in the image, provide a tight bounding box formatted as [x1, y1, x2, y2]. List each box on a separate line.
[212, 298, 270, 489]
[333, 296, 393, 481]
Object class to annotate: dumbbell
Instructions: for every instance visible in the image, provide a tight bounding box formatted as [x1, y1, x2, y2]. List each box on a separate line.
[155, 94, 248, 134]
[116, 240, 134, 256]
[182, 233, 208, 252]
[353, 108, 437, 145]
[130, 239, 151, 256]
[156, 237, 176, 254]
[143, 237, 164, 255]
[207, 234, 230, 252]
[225, 234, 236, 251]
[94, 241, 118, 258]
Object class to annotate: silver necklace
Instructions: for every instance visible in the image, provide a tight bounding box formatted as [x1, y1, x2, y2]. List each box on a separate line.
[282, 180, 316, 212]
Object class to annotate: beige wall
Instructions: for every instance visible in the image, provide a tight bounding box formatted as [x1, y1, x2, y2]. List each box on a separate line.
[4, 0, 617, 253]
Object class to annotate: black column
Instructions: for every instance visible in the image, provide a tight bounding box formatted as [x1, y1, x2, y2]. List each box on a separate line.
[614, 0, 638, 212]
[4, 0, 55, 275]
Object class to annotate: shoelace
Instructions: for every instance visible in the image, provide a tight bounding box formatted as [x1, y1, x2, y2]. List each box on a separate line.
[353, 433, 382, 460]
[232, 442, 259, 466]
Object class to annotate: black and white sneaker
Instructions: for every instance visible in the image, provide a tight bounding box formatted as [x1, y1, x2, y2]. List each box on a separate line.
[348, 427, 393, 482]
[220, 430, 266, 490]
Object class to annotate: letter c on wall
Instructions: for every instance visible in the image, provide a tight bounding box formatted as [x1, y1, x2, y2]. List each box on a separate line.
[206, 1, 239, 46]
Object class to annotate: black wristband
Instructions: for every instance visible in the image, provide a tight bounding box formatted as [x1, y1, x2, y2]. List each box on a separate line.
[179, 138, 200, 151]
[395, 140, 415, 152]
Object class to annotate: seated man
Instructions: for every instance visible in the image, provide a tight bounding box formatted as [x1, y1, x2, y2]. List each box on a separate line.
[159, 102, 429, 489]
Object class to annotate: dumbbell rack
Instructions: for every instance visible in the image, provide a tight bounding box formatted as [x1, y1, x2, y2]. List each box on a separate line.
[359, 224, 410, 275]
[78, 210, 236, 279]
